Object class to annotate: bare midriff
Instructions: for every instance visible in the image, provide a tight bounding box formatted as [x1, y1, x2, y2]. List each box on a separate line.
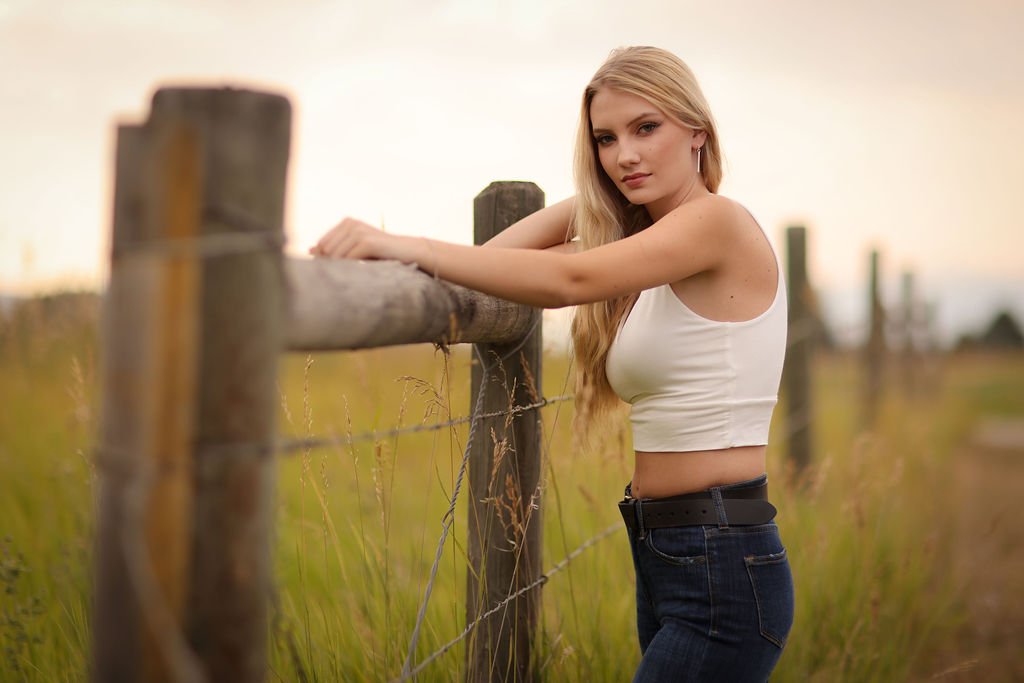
[630, 445, 767, 499]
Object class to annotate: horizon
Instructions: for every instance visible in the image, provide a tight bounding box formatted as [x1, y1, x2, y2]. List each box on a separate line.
[2, 270, 1021, 351]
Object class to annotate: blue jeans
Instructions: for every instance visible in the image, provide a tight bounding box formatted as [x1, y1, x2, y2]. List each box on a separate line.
[625, 475, 794, 682]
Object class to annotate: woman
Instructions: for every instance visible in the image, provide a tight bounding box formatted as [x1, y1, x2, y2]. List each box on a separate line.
[312, 46, 794, 682]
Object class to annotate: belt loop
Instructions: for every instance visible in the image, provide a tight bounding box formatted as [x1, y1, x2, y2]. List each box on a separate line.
[635, 500, 648, 541]
[710, 487, 728, 528]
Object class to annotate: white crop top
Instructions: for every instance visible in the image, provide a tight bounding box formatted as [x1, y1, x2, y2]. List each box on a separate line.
[605, 247, 787, 452]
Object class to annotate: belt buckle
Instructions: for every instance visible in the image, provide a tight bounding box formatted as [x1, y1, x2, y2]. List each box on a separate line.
[628, 497, 648, 540]
[618, 497, 645, 538]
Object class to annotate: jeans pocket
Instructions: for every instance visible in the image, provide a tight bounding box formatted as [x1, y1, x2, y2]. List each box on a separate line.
[644, 528, 707, 567]
[744, 549, 794, 648]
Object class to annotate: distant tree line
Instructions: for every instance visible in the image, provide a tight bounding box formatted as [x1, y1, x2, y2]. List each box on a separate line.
[956, 309, 1024, 351]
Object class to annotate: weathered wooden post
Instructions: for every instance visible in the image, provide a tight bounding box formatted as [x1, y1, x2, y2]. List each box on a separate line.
[466, 182, 545, 682]
[782, 226, 812, 476]
[864, 249, 886, 427]
[900, 270, 917, 396]
[93, 87, 290, 682]
[93, 115, 203, 683]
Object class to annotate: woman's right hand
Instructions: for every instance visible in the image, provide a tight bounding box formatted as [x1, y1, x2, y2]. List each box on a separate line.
[309, 217, 422, 264]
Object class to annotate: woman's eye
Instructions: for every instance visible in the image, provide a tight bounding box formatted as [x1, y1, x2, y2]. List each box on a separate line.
[638, 122, 659, 135]
[595, 134, 615, 146]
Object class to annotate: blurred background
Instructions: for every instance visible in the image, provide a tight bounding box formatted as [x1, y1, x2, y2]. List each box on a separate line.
[1, 0, 1022, 346]
[1, 1, 1022, 681]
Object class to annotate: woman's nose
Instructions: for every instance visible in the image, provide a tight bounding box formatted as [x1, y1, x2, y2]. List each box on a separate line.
[618, 141, 640, 167]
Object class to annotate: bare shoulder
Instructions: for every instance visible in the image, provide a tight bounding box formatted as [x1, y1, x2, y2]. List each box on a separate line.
[657, 194, 757, 243]
[692, 194, 759, 229]
[707, 196, 778, 275]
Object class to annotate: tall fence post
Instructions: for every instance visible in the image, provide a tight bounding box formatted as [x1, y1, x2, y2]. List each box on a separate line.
[92, 88, 290, 682]
[900, 270, 917, 396]
[864, 248, 886, 427]
[783, 225, 812, 476]
[466, 182, 545, 682]
[94, 119, 193, 683]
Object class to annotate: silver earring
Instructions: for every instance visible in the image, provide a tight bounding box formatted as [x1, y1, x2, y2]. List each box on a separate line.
[697, 146, 703, 174]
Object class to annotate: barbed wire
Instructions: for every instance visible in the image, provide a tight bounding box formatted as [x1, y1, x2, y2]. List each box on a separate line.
[276, 394, 573, 456]
[91, 395, 572, 477]
[394, 522, 622, 682]
[400, 352, 489, 678]
[400, 315, 543, 677]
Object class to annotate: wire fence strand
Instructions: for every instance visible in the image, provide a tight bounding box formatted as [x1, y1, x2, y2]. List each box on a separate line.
[394, 522, 622, 682]
[400, 315, 544, 677]
[276, 395, 573, 456]
[398, 354, 489, 678]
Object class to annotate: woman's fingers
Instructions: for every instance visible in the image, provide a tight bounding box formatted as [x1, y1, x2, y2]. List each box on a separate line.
[310, 224, 339, 256]
[320, 225, 350, 258]
[311, 218, 377, 259]
[334, 231, 363, 259]
[323, 220, 354, 257]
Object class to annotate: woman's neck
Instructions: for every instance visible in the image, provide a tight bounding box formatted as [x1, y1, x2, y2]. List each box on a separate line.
[645, 176, 710, 222]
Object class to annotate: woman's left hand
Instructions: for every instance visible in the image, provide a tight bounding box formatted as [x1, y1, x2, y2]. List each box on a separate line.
[309, 217, 420, 263]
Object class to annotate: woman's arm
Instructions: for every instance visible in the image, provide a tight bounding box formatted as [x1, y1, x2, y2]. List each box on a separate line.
[311, 195, 736, 308]
[482, 197, 575, 249]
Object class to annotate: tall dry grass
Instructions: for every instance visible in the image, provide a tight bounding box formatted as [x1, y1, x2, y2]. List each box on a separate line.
[1, 295, 1020, 681]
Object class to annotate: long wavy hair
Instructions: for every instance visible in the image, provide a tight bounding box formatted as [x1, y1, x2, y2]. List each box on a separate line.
[570, 46, 723, 436]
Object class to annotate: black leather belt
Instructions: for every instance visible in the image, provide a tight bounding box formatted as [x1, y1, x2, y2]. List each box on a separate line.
[618, 482, 777, 530]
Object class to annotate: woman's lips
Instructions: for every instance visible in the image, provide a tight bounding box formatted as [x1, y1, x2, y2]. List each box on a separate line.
[622, 173, 649, 189]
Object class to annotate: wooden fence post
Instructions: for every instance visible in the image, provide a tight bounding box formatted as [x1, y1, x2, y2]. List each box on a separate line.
[466, 182, 545, 682]
[900, 270, 916, 396]
[92, 88, 290, 682]
[783, 226, 812, 476]
[93, 122, 179, 683]
[864, 249, 885, 427]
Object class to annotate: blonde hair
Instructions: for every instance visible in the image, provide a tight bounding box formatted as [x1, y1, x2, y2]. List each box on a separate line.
[570, 46, 723, 436]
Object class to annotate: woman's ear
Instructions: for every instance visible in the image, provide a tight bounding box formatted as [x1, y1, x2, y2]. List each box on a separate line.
[692, 129, 708, 149]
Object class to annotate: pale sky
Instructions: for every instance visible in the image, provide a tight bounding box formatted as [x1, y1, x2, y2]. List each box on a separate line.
[1, 0, 1022, 340]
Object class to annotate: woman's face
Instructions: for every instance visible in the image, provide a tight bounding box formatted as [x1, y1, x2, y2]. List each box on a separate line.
[589, 88, 705, 220]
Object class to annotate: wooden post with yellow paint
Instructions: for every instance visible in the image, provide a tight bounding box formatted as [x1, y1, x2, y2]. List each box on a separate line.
[92, 87, 290, 682]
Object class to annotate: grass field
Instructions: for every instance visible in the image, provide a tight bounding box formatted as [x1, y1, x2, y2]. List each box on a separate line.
[1, 294, 1022, 681]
